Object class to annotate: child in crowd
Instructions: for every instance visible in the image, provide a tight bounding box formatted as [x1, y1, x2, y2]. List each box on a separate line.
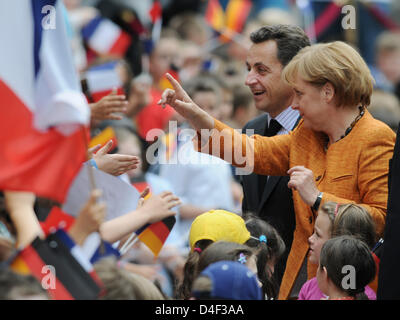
[93, 257, 165, 300]
[317, 236, 376, 300]
[243, 212, 286, 299]
[177, 209, 285, 300]
[191, 260, 263, 300]
[196, 241, 259, 280]
[177, 209, 251, 299]
[299, 202, 377, 300]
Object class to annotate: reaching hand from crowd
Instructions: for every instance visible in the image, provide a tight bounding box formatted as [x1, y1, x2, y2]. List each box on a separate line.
[99, 191, 181, 243]
[89, 140, 140, 176]
[68, 189, 106, 246]
[139, 191, 181, 224]
[287, 166, 320, 206]
[89, 89, 128, 121]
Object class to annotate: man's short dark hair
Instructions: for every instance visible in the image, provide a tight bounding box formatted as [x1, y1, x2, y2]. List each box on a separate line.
[250, 25, 311, 66]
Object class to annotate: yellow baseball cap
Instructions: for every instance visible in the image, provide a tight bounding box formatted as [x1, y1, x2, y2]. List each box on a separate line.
[189, 210, 251, 251]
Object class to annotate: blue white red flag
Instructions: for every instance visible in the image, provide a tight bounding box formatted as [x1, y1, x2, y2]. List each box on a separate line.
[84, 61, 124, 102]
[0, 0, 90, 203]
[82, 16, 131, 58]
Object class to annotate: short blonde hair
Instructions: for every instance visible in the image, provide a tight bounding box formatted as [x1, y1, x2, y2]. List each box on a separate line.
[282, 41, 374, 107]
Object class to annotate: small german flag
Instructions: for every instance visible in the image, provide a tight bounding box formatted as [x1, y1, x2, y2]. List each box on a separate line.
[89, 126, 118, 152]
[205, 0, 252, 43]
[225, 0, 252, 35]
[135, 215, 176, 257]
[205, 0, 225, 31]
[159, 69, 179, 91]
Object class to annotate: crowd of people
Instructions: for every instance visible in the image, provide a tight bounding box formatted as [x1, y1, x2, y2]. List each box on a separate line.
[1, 0, 400, 301]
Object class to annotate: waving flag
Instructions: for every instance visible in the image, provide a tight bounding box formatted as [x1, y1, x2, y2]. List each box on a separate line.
[205, 0, 252, 43]
[11, 230, 102, 300]
[82, 16, 132, 58]
[135, 215, 176, 257]
[0, 0, 90, 203]
[89, 126, 118, 153]
[225, 0, 252, 34]
[205, 0, 225, 31]
[83, 61, 124, 102]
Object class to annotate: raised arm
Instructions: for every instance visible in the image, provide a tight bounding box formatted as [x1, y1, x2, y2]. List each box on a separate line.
[99, 191, 180, 243]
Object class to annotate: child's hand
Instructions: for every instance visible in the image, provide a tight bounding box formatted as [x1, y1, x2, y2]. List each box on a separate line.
[69, 189, 106, 245]
[91, 140, 140, 176]
[140, 191, 181, 224]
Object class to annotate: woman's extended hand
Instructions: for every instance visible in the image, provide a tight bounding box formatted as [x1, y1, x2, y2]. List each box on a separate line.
[287, 166, 320, 206]
[157, 73, 214, 131]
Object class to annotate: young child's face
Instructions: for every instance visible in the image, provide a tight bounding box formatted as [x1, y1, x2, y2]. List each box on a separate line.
[308, 212, 332, 264]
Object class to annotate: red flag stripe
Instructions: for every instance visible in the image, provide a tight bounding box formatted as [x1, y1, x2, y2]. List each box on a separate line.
[306, 2, 342, 38]
[148, 220, 172, 243]
[20, 245, 74, 300]
[0, 80, 87, 203]
[108, 31, 132, 57]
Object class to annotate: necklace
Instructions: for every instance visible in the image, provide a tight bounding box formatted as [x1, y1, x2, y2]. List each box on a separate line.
[324, 106, 365, 151]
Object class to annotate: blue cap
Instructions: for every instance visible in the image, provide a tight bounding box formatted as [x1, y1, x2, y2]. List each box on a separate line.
[193, 261, 263, 300]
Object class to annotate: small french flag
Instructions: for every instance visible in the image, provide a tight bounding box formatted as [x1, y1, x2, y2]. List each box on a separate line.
[84, 61, 124, 102]
[82, 16, 131, 58]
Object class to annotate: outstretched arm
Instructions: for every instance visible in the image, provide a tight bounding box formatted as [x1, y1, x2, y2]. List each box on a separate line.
[99, 191, 181, 243]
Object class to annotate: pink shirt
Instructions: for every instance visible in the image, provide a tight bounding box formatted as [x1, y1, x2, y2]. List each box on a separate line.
[298, 277, 376, 300]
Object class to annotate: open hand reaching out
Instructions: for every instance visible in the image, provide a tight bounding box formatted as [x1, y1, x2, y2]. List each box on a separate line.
[89, 140, 140, 176]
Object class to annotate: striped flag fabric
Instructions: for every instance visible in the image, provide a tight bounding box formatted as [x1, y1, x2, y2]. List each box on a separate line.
[89, 126, 118, 153]
[205, 0, 252, 43]
[90, 240, 121, 265]
[36, 205, 120, 267]
[225, 0, 252, 35]
[0, 0, 90, 204]
[82, 16, 132, 58]
[135, 215, 176, 257]
[130, 179, 176, 256]
[205, 0, 225, 31]
[39, 206, 75, 236]
[83, 61, 124, 103]
[11, 230, 102, 300]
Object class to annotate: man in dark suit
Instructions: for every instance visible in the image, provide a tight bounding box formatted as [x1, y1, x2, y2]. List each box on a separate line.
[240, 25, 310, 288]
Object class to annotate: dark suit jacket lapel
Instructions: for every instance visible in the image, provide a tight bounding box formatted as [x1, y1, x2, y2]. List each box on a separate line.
[242, 115, 268, 205]
[257, 115, 301, 213]
[257, 175, 281, 212]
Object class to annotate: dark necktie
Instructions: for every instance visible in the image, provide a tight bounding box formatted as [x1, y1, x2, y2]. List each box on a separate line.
[265, 119, 282, 137]
[258, 119, 282, 200]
